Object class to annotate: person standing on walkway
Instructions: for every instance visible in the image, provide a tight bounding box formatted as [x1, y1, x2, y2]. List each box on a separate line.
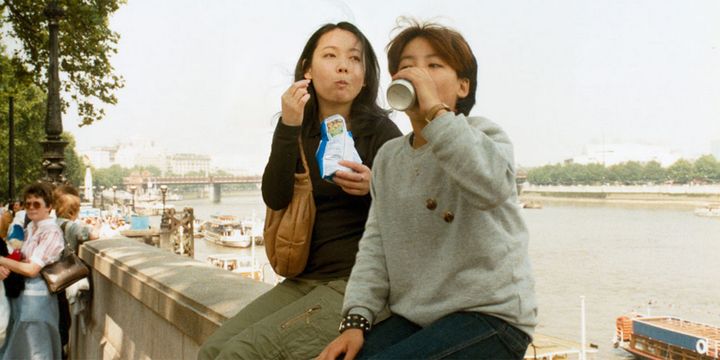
[0, 182, 64, 359]
[319, 19, 537, 360]
[198, 21, 401, 360]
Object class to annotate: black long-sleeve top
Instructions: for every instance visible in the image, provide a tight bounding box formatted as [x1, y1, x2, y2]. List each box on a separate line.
[262, 114, 402, 279]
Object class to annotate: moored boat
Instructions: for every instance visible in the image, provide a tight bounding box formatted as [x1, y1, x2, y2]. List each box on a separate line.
[203, 215, 252, 248]
[694, 203, 720, 218]
[614, 314, 720, 359]
[206, 253, 262, 281]
[522, 201, 543, 209]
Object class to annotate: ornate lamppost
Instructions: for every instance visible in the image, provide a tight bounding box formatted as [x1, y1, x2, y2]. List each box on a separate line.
[129, 185, 137, 213]
[159, 185, 169, 229]
[92, 185, 97, 207]
[112, 185, 117, 205]
[41, 0, 68, 185]
[99, 185, 105, 208]
[160, 185, 168, 213]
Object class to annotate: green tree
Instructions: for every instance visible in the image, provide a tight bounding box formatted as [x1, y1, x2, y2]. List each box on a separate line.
[641, 161, 666, 184]
[130, 165, 162, 177]
[585, 163, 607, 184]
[93, 164, 127, 188]
[1, 51, 86, 200]
[527, 164, 555, 185]
[1, 0, 125, 126]
[62, 132, 85, 186]
[608, 161, 643, 185]
[667, 159, 693, 184]
[693, 155, 720, 182]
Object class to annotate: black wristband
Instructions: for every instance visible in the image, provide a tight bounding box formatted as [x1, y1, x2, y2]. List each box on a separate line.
[338, 314, 371, 334]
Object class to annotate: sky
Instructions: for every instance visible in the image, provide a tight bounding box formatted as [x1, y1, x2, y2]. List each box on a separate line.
[57, 0, 720, 173]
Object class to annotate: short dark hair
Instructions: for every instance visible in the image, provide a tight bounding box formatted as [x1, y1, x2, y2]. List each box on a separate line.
[386, 19, 478, 116]
[22, 182, 54, 208]
[294, 22, 388, 126]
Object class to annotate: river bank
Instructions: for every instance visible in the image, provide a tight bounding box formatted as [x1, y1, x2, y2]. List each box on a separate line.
[520, 192, 719, 210]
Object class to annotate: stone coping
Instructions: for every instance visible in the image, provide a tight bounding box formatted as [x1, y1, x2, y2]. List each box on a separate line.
[79, 238, 272, 344]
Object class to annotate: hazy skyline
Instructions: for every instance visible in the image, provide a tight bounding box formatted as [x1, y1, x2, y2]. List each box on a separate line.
[53, 0, 719, 173]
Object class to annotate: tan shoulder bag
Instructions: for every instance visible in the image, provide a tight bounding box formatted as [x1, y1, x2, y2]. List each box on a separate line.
[264, 137, 316, 278]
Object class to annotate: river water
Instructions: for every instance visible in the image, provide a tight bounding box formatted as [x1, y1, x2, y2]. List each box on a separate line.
[174, 192, 720, 359]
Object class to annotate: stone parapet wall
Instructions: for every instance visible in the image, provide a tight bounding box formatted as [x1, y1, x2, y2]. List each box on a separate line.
[73, 238, 272, 359]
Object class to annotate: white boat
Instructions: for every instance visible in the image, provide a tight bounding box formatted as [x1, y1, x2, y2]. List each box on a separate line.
[204, 215, 252, 248]
[694, 203, 720, 217]
[206, 253, 263, 281]
[134, 201, 175, 216]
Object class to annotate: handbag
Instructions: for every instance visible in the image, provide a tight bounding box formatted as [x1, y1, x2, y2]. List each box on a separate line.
[41, 222, 90, 293]
[264, 137, 316, 278]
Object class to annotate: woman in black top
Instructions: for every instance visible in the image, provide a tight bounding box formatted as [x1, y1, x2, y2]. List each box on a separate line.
[198, 22, 401, 360]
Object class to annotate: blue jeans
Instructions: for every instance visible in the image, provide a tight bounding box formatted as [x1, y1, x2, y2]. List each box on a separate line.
[358, 312, 530, 360]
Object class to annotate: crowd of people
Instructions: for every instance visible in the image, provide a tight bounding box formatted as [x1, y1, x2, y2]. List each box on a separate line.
[0, 183, 100, 359]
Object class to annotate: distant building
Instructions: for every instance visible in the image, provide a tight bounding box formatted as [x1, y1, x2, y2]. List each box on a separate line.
[114, 139, 168, 169]
[80, 140, 214, 175]
[167, 153, 211, 175]
[80, 139, 168, 171]
[81, 146, 116, 168]
[572, 143, 682, 167]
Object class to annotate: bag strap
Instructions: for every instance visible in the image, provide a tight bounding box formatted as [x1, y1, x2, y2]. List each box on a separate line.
[298, 136, 311, 181]
[58, 220, 75, 254]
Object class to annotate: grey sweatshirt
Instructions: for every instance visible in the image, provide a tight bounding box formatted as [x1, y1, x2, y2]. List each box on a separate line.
[343, 113, 538, 337]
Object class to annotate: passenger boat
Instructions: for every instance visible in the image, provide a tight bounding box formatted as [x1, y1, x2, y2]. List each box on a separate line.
[134, 201, 175, 216]
[206, 253, 262, 281]
[203, 215, 252, 248]
[614, 314, 720, 359]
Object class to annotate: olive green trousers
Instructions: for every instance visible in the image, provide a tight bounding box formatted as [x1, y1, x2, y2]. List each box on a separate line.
[197, 277, 347, 360]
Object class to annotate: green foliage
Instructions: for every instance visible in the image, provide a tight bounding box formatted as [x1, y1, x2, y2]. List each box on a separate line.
[62, 132, 85, 186]
[692, 155, 720, 182]
[641, 161, 667, 184]
[608, 161, 644, 185]
[0, 52, 84, 200]
[135, 165, 162, 177]
[526, 156, 717, 186]
[92, 164, 126, 188]
[667, 159, 693, 184]
[1, 0, 125, 126]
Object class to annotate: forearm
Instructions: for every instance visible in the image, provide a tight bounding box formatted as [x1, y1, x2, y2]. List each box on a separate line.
[343, 193, 390, 324]
[0, 257, 41, 278]
[423, 113, 516, 207]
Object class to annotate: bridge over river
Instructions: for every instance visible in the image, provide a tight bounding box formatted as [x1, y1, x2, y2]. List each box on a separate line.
[123, 175, 262, 202]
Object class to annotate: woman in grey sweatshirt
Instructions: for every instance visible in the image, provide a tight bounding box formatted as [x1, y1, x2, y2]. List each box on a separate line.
[319, 19, 538, 360]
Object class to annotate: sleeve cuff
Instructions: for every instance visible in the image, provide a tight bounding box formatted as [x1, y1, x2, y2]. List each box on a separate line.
[347, 306, 376, 325]
[275, 119, 302, 139]
[30, 255, 46, 268]
[421, 111, 456, 142]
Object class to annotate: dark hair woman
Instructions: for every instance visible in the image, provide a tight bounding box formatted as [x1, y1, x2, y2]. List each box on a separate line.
[319, 19, 537, 360]
[0, 182, 64, 359]
[198, 21, 401, 360]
